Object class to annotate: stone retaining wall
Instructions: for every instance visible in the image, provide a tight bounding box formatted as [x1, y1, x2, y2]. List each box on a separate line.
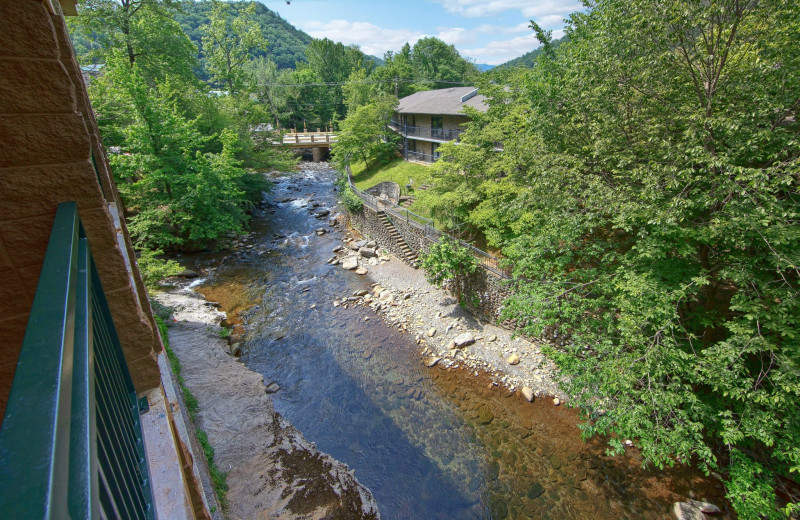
[348, 206, 512, 324]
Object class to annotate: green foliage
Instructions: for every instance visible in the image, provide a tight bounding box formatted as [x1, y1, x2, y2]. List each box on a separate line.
[196, 429, 228, 511]
[420, 236, 478, 304]
[432, 0, 800, 515]
[174, 0, 312, 71]
[339, 186, 363, 212]
[332, 94, 399, 171]
[201, 0, 267, 93]
[136, 248, 184, 290]
[372, 38, 479, 97]
[495, 35, 568, 70]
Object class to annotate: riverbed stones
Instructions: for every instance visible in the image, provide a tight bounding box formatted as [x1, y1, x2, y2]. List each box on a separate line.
[521, 387, 535, 402]
[427, 328, 436, 337]
[358, 247, 377, 258]
[265, 382, 280, 394]
[507, 353, 521, 365]
[425, 356, 441, 367]
[553, 397, 561, 406]
[454, 332, 476, 348]
[341, 257, 358, 270]
[477, 405, 494, 425]
[355, 267, 368, 275]
[672, 500, 721, 520]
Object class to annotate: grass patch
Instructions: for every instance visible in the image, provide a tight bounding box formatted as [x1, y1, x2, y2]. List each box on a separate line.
[154, 312, 228, 513]
[350, 158, 432, 195]
[349, 158, 437, 219]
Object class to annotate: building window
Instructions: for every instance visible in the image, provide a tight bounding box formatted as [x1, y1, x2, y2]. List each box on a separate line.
[431, 116, 443, 139]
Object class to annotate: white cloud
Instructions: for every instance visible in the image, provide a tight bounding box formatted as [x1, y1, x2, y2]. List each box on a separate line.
[434, 0, 581, 26]
[462, 29, 569, 65]
[476, 22, 531, 35]
[436, 27, 476, 45]
[299, 20, 425, 57]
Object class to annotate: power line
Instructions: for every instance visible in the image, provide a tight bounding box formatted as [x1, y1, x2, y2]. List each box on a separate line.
[254, 77, 475, 87]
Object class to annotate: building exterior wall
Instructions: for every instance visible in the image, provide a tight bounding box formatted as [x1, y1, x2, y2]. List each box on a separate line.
[0, 0, 162, 418]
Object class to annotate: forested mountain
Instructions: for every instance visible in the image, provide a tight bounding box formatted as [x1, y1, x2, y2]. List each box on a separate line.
[175, 0, 311, 69]
[497, 35, 568, 69]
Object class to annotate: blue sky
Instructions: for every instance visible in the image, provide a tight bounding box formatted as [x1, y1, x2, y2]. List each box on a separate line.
[260, 0, 581, 65]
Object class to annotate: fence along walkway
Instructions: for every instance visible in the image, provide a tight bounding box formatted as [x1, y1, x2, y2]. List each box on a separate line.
[346, 166, 511, 278]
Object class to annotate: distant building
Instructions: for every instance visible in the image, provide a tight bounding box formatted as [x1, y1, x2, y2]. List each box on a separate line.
[80, 62, 104, 85]
[389, 86, 488, 163]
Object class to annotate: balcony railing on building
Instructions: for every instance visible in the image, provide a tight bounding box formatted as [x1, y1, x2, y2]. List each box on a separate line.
[0, 202, 155, 519]
[389, 120, 464, 143]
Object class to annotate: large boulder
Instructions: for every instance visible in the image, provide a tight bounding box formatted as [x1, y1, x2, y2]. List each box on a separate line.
[453, 332, 476, 348]
[358, 247, 377, 258]
[341, 257, 359, 270]
[364, 181, 401, 204]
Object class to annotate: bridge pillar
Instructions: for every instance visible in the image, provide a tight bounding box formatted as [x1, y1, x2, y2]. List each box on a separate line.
[312, 147, 325, 162]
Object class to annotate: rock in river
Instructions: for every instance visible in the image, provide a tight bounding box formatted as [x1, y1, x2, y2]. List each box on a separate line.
[341, 257, 359, 270]
[521, 386, 535, 402]
[265, 382, 280, 394]
[507, 353, 521, 365]
[358, 247, 377, 258]
[355, 267, 368, 275]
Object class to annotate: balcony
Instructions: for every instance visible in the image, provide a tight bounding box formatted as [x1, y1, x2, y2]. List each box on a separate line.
[389, 120, 464, 143]
[0, 203, 188, 519]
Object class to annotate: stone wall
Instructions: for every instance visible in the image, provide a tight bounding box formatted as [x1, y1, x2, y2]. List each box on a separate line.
[0, 0, 162, 417]
[348, 206, 512, 324]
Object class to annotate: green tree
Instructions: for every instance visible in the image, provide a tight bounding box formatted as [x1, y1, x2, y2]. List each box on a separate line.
[419, 236, 478, 304]
[71, 0, 196, 85]
[432, 0, 800, 516]
[305, 38, 372, 119]
[331, 95, 399, 170]
[342, 68, 376, 113]
[99, 56, 253, 250]
[201, 0, 267, 93]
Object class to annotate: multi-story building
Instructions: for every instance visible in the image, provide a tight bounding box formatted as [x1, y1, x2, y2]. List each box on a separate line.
[389, 86, 488, 163]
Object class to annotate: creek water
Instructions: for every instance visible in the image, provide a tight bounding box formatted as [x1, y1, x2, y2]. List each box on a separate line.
[194, 165, 727, 520]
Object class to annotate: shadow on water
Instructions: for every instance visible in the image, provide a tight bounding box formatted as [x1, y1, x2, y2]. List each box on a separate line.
[192, 166, 732, 520]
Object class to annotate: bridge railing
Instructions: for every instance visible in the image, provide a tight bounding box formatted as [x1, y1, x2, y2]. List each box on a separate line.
[0, 202, 155, 519]
[346, 166, 511, 278]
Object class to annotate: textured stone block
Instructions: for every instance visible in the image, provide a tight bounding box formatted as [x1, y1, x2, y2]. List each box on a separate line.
[116, 320, 157, 361]
[127, 352, 161, 392]
[104, 284, 147, 329]
[0, 162, 104, 221]
[0, 213, 55, 269]
[80, 205, 119, 254]
[0, 271, 34, 317]
[93, 247, 135, 295]
[0, 114, 91, 167]
[0, 58, 75, 114]
[0, 0, 58, 59]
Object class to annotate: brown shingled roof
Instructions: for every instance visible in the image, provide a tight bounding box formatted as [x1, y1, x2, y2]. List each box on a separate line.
[396, 86, 488, 115]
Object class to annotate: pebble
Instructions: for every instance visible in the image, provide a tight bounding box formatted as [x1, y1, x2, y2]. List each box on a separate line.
[507, 353, 520, 365]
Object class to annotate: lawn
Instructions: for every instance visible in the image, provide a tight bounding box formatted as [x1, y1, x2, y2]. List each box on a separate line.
[349, 158, 437, 219]
[350, 158, 433, 195]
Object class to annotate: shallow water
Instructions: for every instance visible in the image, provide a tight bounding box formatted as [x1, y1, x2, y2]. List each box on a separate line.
[195, 166, 728, 520]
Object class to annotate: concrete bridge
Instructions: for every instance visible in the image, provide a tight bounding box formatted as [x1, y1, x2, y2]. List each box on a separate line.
[277, 131, 338, 162]
[280, 131, 338, 148]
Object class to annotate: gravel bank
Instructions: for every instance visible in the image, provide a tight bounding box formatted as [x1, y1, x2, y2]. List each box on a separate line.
[154, 285, 381, 520]
[329, 222, 566, 404]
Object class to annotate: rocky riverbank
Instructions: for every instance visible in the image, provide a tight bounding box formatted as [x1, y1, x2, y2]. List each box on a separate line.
[328, 222, 566, 406]
[153, 285, 381, 520]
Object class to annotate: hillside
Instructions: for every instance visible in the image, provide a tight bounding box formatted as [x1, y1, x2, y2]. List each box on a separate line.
[497, 35, 568, 68]
[175, 0, 312, 69]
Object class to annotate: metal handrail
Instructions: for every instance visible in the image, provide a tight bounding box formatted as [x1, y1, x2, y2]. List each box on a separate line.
[0, 202, 155, 519]
[388, 120, 464, 143]
[346, 166, 511, 278]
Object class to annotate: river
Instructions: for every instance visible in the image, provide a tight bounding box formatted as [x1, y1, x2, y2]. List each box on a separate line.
[190, 164, 728, 520]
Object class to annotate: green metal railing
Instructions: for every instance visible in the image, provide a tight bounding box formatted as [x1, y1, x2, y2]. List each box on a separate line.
[0, 202, 154, 519]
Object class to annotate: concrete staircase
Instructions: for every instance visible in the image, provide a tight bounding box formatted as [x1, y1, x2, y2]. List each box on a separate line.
[378, 211, 418, 266]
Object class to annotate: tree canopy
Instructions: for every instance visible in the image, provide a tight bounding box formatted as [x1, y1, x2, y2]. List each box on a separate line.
[430, 0, 800, 516]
